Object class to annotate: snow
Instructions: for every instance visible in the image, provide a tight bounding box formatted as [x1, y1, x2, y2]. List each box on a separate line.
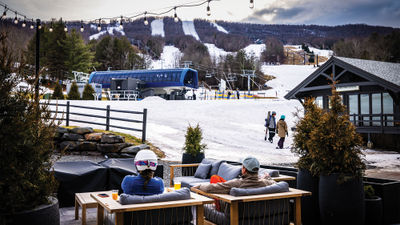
[262, 65, 318, 98]
[181, 21, 200, 41]
[212, 22, 229, 34]
[151, 19, 165, 37]
[285, 45, 333, 57]
[204, 43, 231, 63]
[151, 46, 182, 69]
[89, 23, 125, 40]
[243, 44, 266, 59]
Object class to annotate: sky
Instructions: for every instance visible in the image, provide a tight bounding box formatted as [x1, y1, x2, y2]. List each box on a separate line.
[2, 0, 400, 27]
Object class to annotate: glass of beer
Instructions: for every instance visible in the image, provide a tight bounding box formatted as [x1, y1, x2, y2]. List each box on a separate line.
[174, 182, 181, 190]
[111, 190, 118, 200]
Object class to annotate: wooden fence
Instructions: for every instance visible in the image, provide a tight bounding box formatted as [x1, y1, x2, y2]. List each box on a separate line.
[44, 101, 147, 142]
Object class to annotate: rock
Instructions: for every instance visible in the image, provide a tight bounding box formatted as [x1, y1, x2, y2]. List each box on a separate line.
[59, 141, 78, 151]
[76, 141, 97, 151]
[62, 133, 84, 141]
[85, 133, 103, 142]
[101, 134, 125, 144]
[96, 143, 130, 153]
[55, 127, 69, 139]
[71, 127, 94, 135]
[120, 144, 149, 154]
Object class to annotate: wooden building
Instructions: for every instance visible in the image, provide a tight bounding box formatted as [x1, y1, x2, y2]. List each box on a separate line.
[285, 56, 400, 149]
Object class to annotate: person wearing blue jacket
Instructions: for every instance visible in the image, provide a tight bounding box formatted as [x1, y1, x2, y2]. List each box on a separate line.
[121, 150, 164, 195]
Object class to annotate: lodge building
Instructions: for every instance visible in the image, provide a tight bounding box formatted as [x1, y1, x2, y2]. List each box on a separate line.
[285, 56, 400, 149]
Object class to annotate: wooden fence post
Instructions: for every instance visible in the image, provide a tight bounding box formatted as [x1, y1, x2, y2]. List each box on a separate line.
[106, 105, 110, 131]
[66, 101, 70, 126]
[142, 108, 147, 143]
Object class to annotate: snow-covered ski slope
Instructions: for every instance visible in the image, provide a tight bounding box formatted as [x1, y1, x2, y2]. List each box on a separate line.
[244, 44, 266, 59]
[89, 23, 125, 40]
[285, 45, 333, 57]
[212, 22, 229, 33]
[151, 46, 182, 69]
[151, 19, 165, 37]
[181, 21, 200, 41]
[204, 43, 231, 62]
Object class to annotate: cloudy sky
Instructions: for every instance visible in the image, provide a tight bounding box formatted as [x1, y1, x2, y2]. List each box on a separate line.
[2, 0, 400, 27]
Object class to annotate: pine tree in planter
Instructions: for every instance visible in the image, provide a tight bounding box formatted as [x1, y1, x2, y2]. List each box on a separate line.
[51, 80, 64, 99]
[0, 33, 59, 225]
[67, 82, 81, 100]
[182, 124, 207, 168]
[82, 83, 95, 100]
[308, 82, 366, 225]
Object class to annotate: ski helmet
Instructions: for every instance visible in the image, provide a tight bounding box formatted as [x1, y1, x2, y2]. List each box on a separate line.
[134, 150, 158, 171]
[272, 111, 276, 115]
[281, 115, 285, 120]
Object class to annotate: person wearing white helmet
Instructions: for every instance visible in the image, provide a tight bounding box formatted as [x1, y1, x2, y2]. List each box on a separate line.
[121, 150, 164, 195]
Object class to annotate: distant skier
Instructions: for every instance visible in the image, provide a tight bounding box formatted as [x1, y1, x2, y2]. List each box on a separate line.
[276, 115, 288, 149]
[227, 91, 231, 99]
[236, 89, 240, 99]
[192, 90, 196, 100]
[265, 111, 277, 143]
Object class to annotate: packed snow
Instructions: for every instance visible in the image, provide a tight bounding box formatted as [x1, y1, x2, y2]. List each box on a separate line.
[204, 43, 231, 63]
[212, 22, 229, 34]
[151, 46, 182, 69]
[151, 19, 165, 37]
[89, 23, 125, 40]
[181, 21, 200, 41]
[284, 45, 333, 57]
[243, 44, 266, 59]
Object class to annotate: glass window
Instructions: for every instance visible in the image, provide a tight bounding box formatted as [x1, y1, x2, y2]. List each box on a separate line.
[315, 96, 323, 108]
[372, 93, 381, 126]
[360, 94, 370, 126]
[349, 94, 358, 124]
[383, 93, 394, 126]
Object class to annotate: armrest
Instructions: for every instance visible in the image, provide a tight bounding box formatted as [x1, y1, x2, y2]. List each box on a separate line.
[190, 187, 229, 202]
[169, 163, 200, 187]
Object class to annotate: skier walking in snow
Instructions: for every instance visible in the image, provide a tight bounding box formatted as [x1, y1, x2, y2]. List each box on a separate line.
[276, 115, 288, 149]
[265, 111, 277, 143]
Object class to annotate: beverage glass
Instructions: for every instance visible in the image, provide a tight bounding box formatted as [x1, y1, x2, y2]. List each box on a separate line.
[174, 182, 181, 190]
[111, 190, 118, 200]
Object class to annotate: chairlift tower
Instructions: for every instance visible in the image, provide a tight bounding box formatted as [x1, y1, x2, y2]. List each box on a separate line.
[183, 61, 192, 68]
[242, 70, 256, 94]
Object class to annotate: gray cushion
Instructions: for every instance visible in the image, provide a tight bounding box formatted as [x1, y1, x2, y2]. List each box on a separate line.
[194, 163, 212, 179]
[259, 168, 280, 177]
[201, 159, 224, 177]
[217, 162, 241, 181]
[119, 187, 191, 205]
[174, 176, 209, 188]
[229, 181, 289, 196]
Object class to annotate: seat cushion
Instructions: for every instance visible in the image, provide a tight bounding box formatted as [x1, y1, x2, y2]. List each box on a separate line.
[201, 159, 224, 177]
[229, 181, 289, 197]
[217, 162, 242, 181]
[174, 176, 209, 188]
[194, 163, 212, 179]
[119, 187, 191, 205]
[259, 168, 279, 177]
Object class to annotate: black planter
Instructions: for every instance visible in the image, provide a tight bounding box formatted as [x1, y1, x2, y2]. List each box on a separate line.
[365, 196, 383, 225]
[297, 169, 321, 225]
[181, 152, 205, 176]
[4, 196, 59, 225]
[319, 174, 365, 225]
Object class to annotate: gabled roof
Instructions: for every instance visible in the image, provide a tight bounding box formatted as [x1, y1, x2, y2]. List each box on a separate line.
[285, 56, 400, 99]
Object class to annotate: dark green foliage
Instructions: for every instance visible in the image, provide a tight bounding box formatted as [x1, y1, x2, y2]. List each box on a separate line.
[183, 124, 207, 157]
[52, 81, 64, 99]
[301, 43, 311, 53]
[82, 83, 95, 100]
[0, 33, 58, 215]
[364, 185, 375, 199]
[261, 37, 285, 64]
[67, 82, 81, 100]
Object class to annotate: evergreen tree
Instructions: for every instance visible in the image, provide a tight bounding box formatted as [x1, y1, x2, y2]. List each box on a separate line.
[52, 81, 64, 99]
[82, 83, 95, 100]
[67, 82, 81, 100]
[63, 29, 94, 79]
[46, 19, 68, 80]
[183, 124, 207, 157]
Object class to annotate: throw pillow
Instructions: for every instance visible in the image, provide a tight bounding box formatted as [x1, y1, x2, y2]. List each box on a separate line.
[217, 162, 241, 181]
[194, 163, 212, 179]
[120, 187, 191, 205]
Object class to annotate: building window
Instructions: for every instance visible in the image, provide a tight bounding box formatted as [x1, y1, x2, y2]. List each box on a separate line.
[349, 94, 358, 124]
[315, 96, 323, 108]
[372, 93, 381, 126]
[360, 94, 370, 126]
[383, 93, 394, 126]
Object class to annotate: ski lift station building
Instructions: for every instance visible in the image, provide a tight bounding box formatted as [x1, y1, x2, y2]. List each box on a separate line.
[285, 56, 400, 149]
[89, 68, 199, 99]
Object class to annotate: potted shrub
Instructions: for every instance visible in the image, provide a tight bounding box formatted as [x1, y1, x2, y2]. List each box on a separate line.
[0, 33, 59, 225]
[364, 185, 383, 225]
[308, 83, 366, 225]
[292, 98, 323, 225]
[182, 124, 206, 164]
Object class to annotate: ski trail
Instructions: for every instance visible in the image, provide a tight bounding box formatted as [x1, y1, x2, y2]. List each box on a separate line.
[151, 19, 165, 37]
[181, 21, 200, 41]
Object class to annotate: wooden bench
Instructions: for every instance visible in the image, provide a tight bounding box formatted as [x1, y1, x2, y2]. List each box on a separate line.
[75, 192, 100, 225]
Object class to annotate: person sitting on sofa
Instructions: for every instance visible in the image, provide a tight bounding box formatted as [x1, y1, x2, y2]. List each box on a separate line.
[121, 150, 164, 195]
[193, 156, 275, 194]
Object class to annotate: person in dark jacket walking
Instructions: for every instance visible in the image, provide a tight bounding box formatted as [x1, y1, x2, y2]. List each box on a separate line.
[276, 115, 288, 149]
[266, 111, 277, 143]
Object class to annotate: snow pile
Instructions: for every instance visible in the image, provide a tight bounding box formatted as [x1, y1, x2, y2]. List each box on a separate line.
[141, 96, 167, 102]
[181, 21, 200, 41]
[89, 23, 125, 40]
[151, 19, 165, 37]
[243, 44, 266, 59]
[262, 65, 318, 98]
[212, 22, 229, 34]
[204, 43, 231, 63]
[151, 46, 182, 69]
[309, 47, 333, 57]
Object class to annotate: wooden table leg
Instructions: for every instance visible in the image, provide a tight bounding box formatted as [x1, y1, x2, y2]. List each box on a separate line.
[97, 204, 104, 225]
[230, 201, 239, 225]
[115, 212, 124, 225]
[196, 205, 204, 225]
[75, 197, 79, 220]
[170, 167, 174, 187]
[82, 205, 86, 225]
[294, 197, 302, 225]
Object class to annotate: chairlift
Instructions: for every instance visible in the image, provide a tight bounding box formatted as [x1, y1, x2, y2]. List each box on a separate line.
[205, 73, 212, 78]
[227, 75, 237, 82]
